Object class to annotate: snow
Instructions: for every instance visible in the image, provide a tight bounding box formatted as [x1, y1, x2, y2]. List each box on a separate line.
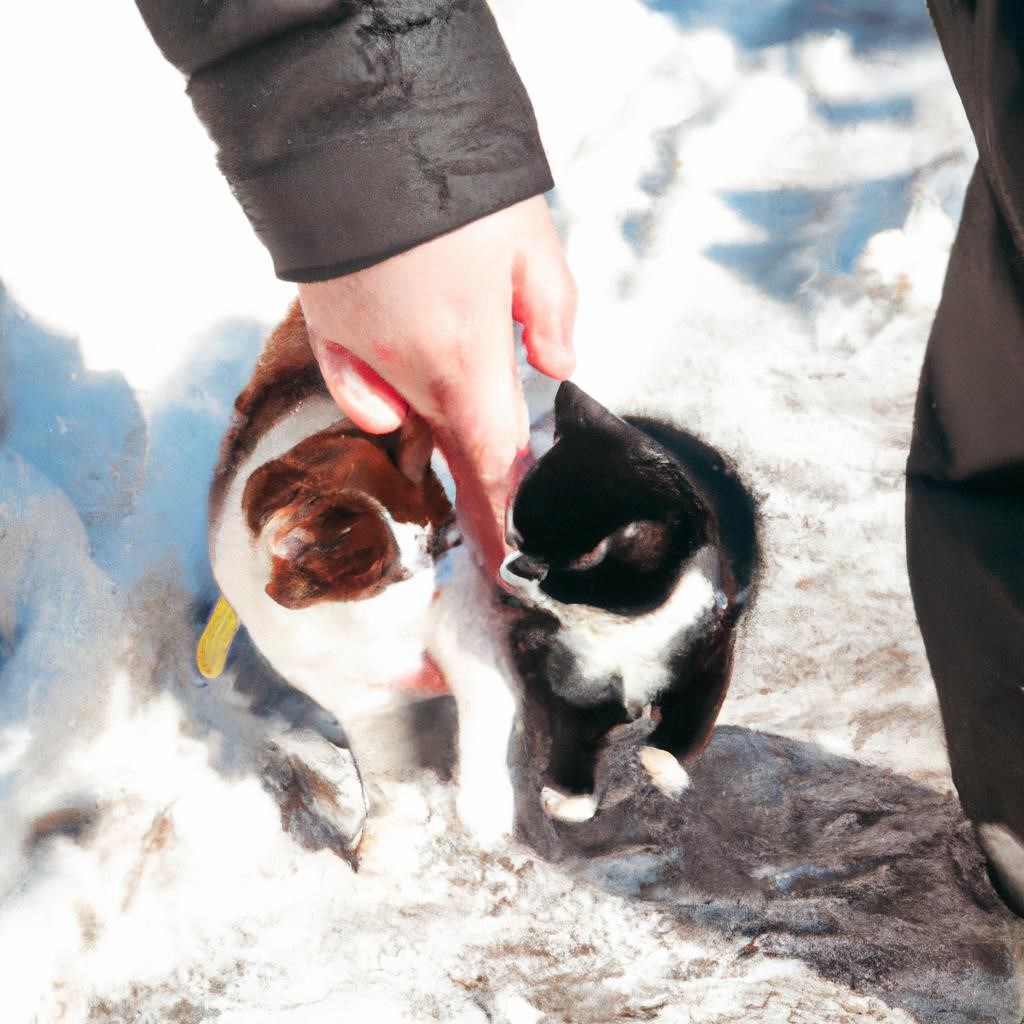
[1, 1, 1022, 1022]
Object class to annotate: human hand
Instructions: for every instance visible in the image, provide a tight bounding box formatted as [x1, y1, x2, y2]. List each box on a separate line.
[298, 195, 576, 574]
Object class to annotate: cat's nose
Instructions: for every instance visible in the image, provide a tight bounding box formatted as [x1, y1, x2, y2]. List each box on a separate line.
[504, 554, 548, 582]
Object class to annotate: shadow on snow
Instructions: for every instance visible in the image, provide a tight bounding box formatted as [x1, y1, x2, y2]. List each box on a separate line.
[516, 721, 1023, 1024]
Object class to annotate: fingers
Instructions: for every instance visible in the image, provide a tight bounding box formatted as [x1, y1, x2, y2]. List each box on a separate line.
[296, 200, 575, 577]
[512, 267, 576, 380]
[439, 434, 528, 575]
[432, 323, 530, 574]
[512, 214, 577, 382]
[314, 340, 408, 434]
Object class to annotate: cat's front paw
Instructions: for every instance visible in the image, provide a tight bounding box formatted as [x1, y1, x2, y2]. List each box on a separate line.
[638, 745, 690, 797]
[540, 786, 598, 823]
[456, 776, 514, 847]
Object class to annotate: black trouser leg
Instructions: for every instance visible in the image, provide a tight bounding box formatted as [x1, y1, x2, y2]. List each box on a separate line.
[907, 3, 1024, 903]
[905, 476, 1024, 839]
[906, 167, 1024, 843]
[906, 199, 1024, 911]
[906, 163, 1024, 860]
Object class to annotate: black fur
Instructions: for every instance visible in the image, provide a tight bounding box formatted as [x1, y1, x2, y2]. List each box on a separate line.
[505, 382, 760, 822]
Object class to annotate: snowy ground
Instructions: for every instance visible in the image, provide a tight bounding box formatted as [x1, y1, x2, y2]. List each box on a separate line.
[2, 1, 1023, 1022]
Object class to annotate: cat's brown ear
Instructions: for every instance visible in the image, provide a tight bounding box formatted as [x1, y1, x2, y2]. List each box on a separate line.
[553, 381, 625, 438]
[372, 414, 452, 530]
[264, 493, 401, 609]
[242, 459, 306, 536]
[394, 413, 435, 484]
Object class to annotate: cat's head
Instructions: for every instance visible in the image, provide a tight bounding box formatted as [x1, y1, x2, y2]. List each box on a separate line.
[502, 383, 709, 615]
[243, 417, 451, 609]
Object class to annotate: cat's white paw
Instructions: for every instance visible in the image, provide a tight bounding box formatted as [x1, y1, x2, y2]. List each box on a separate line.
[540, 786, 598, 822]
[638, 745, 690, 797]
[457, 777, 514, 847]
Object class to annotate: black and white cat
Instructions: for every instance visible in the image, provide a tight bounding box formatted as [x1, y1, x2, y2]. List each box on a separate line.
[431, 382, 759, 843]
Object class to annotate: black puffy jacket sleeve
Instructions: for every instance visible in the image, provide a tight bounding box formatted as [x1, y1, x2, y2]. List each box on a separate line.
[135, 1, 554, 282]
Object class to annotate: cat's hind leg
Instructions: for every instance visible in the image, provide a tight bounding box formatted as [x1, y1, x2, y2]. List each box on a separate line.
[538, 695, 630, 822]
[642, 622, 737, 795]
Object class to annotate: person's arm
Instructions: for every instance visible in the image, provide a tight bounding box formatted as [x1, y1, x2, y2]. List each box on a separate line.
[136, 0, 576, 571]
[134, 0, 554, 282]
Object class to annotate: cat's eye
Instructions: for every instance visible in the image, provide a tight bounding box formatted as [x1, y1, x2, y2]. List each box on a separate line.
[567, 536, 610, 572]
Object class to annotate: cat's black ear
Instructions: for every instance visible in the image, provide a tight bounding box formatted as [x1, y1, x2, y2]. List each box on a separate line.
[553, 382, 626, 438]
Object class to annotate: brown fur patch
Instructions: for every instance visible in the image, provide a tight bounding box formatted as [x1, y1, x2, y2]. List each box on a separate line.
[217, 301, 452, 607]
[242, 427, 451, 608]
[212, 300, 450, 528]
[244, 426, 449, 535]
[264, 491, 403, 608]
[209, 301, 331, 520]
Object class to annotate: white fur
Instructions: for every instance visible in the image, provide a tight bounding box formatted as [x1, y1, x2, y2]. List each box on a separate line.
[212, 396, 519, 841]
[428, 548, 517, 844]
[541, 787, 598, 823]
[500, 545, 719, 812]
[210, 396, 438, 735]
[430, 543, 715, 835]
[637, 745, 691, 796]
[500, 545, 720, 710]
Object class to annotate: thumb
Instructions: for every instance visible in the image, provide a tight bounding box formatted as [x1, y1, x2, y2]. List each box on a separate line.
[314, 340, 408, 434]
[512, 252, 577, 381]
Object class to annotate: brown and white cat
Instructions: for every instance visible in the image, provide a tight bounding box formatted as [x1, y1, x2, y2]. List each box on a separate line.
[208, 303, 453, 812]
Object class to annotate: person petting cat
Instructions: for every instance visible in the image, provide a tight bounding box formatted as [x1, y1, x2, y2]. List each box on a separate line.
[138, 0, 1024, 914]
[134, 0, 575, 575]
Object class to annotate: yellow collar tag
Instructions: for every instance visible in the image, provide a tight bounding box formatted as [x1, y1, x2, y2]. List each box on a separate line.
[197, 595, 240, 679]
